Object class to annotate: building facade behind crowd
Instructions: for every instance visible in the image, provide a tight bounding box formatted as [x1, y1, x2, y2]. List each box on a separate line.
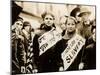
[12, 1, 96, 74]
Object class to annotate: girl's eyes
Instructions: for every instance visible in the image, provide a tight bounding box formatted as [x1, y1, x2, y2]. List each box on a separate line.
[45, 18, 53, 20]
[67, 23, 75, 25]
[72, 23, 75, 25]
[16, 23, 19, 25]
[68, 23, 70, 25]
[16, 23, 23, 26]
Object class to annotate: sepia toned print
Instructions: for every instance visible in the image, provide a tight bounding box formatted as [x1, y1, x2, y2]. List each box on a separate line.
[11, 0, 96, 74]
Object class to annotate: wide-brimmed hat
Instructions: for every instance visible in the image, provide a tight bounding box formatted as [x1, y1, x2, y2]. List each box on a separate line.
[78, 7, 91, 17]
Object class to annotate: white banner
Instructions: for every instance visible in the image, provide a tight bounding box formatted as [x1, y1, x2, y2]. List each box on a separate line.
[38, 28, 62, 56]
[61, 34, 86, 70]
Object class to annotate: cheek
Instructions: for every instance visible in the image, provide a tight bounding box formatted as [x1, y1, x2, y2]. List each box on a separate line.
[66, 26, 70, 30]
[49, 20, 53, 23]
[28, 27, 30, 31]
[26, 27, 30, 30]
[17, 25, 20, 29]
[44, 20, 47, 23]
[20, 26, 23, 29]
[72, 25, 76, 29]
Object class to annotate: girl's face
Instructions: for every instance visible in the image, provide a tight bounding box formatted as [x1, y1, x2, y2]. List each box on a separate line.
[66, 18, 76, 33]
[24, 25, 31, 33]
[15, 20, 23, 30]
[60, 17, 67, 30]
[43, 14, 54, 26]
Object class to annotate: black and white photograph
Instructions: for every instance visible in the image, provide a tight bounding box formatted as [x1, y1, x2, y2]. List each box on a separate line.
[11, 0, 96, 74]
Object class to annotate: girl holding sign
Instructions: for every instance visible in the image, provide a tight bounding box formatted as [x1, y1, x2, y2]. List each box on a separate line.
[55, 16, 86, 71]
[32, 12, 63, 73]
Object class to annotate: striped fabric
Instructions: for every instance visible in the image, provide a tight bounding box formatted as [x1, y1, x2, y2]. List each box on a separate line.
[26, 40, 34, 73]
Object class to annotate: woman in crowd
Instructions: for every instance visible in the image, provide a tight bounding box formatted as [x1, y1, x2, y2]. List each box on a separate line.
[55, 16, 86, 71]
[22, 21, 34, 73]
[32, 12, 63, 73]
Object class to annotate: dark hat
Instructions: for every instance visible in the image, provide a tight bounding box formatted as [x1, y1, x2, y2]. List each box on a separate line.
[23, 21, 31, 27]
[15, 16, 23, 23]
[78, 7, 91, 17]
[23, 21, 31, 29]
[70, 7, 80, 18]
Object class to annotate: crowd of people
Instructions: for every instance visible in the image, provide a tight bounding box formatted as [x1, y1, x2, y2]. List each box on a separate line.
[11, 6, 96, 74]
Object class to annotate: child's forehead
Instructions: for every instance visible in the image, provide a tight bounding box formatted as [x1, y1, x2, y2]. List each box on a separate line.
[67, 18, 75, 22]
[67, 16, 77, 23]
[15, 20, 23, 24]
[45, 14, 53, 17]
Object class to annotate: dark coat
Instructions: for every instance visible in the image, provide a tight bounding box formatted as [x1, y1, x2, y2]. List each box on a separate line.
[55, 38, 85, 71]
[32, 24, 63, 73]
[82, 36, 96, 69]
[12, 29, 26, 74]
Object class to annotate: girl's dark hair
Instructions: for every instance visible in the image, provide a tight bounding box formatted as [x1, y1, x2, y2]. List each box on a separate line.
[23, 21, 31, 29]
[70, 7, 80, 18]
[41, 12, 55, 20]
[23, 21, 33, 32]
[15, 17, 23, 23]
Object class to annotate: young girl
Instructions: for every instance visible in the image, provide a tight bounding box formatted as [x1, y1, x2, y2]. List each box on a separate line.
[12, 17, 26, 74]
[55, 16, 86, 71]
[32, 12, 63, 73]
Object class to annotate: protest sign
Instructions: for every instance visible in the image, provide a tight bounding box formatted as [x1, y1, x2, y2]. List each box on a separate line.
[38, 28, 62, 56]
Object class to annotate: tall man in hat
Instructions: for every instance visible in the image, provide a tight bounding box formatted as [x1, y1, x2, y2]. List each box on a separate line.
[77, 7, 92, 39]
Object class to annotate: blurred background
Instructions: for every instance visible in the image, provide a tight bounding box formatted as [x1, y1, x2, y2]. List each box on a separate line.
[12, 1, 95, 29]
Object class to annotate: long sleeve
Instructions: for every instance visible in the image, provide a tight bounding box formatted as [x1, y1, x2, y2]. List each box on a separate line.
[32, 34, 40, 69]
[17, 38, 26, 66]
[54, 40, 66, 68]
